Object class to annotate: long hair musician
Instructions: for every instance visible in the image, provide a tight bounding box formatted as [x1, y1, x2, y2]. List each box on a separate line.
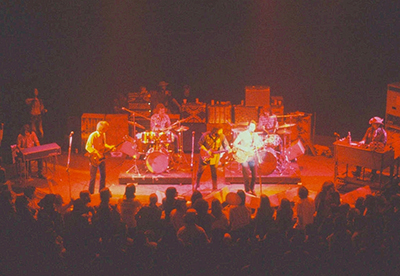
[196, 127, 231, 190]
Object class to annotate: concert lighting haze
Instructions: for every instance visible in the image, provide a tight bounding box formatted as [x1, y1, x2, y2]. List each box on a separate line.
[1, 1, 400, 146]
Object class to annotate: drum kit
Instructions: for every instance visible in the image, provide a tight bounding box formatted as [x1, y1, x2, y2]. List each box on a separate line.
[230, 122, 297, 175]
[121, 107, 192, 175]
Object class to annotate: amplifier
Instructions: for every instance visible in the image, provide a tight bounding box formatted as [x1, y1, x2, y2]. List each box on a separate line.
[386, 82, 400, 130]
[181, 103, 206, 123]
[207, 104, 232, 124]
[81, 114, 129, 150]
[245, 86, 270, 107]
[233, 105, 258, 124]
[182, 123, 207, 152]
[387, 129, 400, 159]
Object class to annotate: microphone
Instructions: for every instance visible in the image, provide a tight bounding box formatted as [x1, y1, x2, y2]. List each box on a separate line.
[69, 131, 74, 137]
[334, 132, 340, 138]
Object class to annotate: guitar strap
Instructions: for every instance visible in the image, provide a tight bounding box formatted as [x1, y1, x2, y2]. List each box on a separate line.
[250, 132, 255, 149]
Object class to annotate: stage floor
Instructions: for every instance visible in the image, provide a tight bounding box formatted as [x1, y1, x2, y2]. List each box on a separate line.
[118, 153, 301, 185]
[5, 148, 395, 207]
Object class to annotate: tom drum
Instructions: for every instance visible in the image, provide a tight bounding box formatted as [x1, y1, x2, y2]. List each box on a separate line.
[158, 131, 175, 144]
[264, 134, 282, 148]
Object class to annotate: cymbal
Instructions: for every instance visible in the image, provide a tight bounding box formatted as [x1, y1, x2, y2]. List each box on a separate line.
[122, 107, 150, 120]
[175, 126, 189, 132]
[277, 129, 292, 135]
[278, 123, 296, 129]
[171, 115, 195, 126]
[128, 121, 145, 130]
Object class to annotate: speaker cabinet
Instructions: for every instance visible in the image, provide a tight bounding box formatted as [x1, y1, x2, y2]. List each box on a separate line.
[386, 82, 400, 130]
[182, 123, 207, 153]
[245, 86, 270, 107]
[233, 105, 259, 124]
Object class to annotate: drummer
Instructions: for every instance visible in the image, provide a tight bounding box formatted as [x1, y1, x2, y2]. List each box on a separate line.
[257, 105, 278, 134]
[151, 103, 171, 131]
[150, 103, 178, 152]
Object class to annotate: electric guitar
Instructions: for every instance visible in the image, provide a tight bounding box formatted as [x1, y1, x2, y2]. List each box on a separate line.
[85, 139, 125, 167]
[200, 148, 229, 163]
[232, 146, 260, 163]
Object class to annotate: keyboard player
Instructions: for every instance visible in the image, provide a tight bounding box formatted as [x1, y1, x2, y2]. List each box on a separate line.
[352, 116, 387, 180]
[17, 124, 46, 179]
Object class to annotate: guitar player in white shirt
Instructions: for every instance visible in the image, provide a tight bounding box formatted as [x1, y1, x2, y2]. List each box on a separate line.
[233, 120, 263, 195]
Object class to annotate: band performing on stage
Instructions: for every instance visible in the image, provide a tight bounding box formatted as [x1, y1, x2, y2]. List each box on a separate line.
[9, 82, 395, 195]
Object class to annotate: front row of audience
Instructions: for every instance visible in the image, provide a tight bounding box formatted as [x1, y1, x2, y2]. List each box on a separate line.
[1, 181, 400, 275]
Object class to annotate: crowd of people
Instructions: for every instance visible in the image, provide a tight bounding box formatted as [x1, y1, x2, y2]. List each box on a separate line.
[1, 180, 400, 276]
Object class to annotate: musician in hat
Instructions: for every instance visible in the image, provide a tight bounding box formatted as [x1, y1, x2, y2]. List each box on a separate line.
[353, 116, 387, 179]
[156, 81, 181, 114]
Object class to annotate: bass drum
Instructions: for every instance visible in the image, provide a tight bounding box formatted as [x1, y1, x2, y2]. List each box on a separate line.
[256, 149, 277, 175]
[145, 148, 169, 174]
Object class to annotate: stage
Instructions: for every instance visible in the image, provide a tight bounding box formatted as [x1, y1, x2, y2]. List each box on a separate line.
[4, 138, 396, 208]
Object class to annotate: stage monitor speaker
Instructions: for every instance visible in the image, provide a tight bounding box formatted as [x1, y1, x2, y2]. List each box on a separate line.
[287, 139, 305, 161]
[245, 86, 270, 107]
[182, 123, 207, 153]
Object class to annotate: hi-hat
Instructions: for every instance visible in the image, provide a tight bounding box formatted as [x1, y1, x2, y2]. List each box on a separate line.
[277, 129, 292, 135]
[175, 126, 189, 132]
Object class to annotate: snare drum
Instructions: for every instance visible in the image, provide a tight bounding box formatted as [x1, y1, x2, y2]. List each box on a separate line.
[145, 148, 169, 173]
[264, 134, 282, 148]
[256, 148, 278, 175]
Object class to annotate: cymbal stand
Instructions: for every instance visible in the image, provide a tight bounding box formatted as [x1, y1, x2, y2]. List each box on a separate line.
[129, 112, 138, 138]
[280, 116, 295, 175]
[173, 121, 190, 171]
[125, 113, 141, 176]
[126, 157, 141, 175]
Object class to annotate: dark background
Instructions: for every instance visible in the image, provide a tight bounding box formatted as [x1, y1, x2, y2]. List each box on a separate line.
[1, 1, 400, 156]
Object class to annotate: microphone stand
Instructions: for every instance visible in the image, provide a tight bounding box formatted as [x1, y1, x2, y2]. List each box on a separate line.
[66, 131, 73, 199]
[191, 131, 195, 193]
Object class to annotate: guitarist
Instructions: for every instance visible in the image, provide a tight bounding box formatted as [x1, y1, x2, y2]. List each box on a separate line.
[233, 120, 263, 195]
[195, 127, 231, 190]
[86, 121, 115, 194]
